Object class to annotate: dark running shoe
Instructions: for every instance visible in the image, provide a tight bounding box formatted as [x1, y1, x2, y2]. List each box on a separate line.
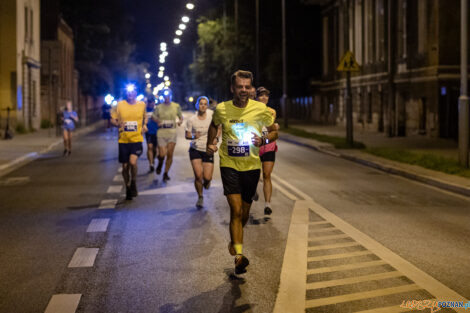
[149, 165, 154, 173]
[235, 255, 250, 275]
[196, 196, 203, 208]
[126, 186, 133, 200]
[130, 180, 138, 197]
[252, 191, 259, 202]
[264, 206, 272, 215]
[203, 179, 211, 190]
[163, 173, 170, 182]
[156, 162, 163, 174]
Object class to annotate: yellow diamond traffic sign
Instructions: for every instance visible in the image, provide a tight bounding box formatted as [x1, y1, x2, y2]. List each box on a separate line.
[337, 51, 360, 72]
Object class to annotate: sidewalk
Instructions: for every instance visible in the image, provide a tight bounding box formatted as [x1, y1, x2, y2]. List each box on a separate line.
[279, 123, 470, 197]
[0, 122, 102, 178]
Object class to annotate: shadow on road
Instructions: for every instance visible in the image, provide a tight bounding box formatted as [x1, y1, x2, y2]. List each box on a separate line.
[158, 270, 252, 313]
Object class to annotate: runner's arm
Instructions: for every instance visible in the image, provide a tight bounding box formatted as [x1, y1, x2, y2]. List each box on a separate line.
[206, 121, 219, 155]
[264, 124, 279, 143]
[142, 110, 148, 134]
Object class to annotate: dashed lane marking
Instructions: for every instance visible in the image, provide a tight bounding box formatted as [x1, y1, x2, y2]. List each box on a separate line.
[113, 175, 123, 182]
[44, 294, 81, 313]
[86, 218, 110, 232]
[68, 248, 99, 268]
[106, 185, 122, 193]
[98, 199, 118, 209]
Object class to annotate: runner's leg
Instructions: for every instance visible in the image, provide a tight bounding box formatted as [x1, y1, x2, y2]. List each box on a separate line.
[191, 159, 203, 197]
[227, 194, 244, 246]
[62, 129, 69, 154]
[202, 162, 214, 188]
[68, 131, 73, 153]
[262, 161, 274, 213]
[164, 142, 176, 175]
[122, 163, 130, 187]
[147, 142, 154, 169]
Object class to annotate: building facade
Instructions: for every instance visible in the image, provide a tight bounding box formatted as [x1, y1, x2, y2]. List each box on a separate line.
[318, 0, 463, 139]
[0, 0, 41, 132]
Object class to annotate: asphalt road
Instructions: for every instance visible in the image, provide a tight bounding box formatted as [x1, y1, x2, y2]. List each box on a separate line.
[0, 124, 469, 313]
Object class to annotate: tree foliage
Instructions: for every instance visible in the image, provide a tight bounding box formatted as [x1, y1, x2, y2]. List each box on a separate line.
[189, 17, 253, 100]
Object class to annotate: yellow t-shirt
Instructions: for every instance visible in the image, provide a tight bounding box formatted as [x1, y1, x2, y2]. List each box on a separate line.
[111, 100, 146, 143]
[212, 99, 275, 171]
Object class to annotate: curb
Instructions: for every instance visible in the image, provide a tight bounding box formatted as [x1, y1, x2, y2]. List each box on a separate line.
[279, 133, 470, 198]
[0, 122, 102, 178]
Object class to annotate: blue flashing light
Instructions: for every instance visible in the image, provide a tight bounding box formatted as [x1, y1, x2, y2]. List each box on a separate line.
[137, 94, 144, 101]
[126, 84, 136, 93]
[105, 94, 114, 105]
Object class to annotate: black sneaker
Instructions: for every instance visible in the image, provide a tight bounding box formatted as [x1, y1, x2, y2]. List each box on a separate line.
[156, 162, 163, 174]
[196, 196, 203, 208]
[130, 180, 138, 197]
[149, 165, 154, 173]
[63, 149, 68, 157]
[126, 186, 133, 200]
[203, 180, 211, 190]
[163, 173, 170, 182]
[235, 255, 250, 275]
[264, 206, 272, 215]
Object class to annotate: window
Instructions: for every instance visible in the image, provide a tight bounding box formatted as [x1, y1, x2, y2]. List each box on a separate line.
[354, 0, 363, 63]
[376, 0, 385, 61]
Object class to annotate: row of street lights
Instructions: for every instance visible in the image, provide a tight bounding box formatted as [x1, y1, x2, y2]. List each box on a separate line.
[148, 2, 195, 99]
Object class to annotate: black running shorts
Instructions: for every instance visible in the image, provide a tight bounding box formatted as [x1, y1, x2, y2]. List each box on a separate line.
[118, 142, 143, 163]
[260, 151, 276, 162]
[189, 148, 214, 163]
[220, 167, 260, 204]
[145, 133, 157, 146]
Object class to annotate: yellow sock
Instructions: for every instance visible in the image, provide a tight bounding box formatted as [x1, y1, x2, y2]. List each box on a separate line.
[234, 244, 243, 255]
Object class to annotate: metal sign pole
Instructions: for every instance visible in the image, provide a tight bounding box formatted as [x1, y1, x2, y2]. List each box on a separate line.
[459, 0, 469, 167]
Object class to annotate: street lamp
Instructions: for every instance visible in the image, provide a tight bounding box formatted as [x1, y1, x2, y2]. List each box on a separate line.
[160, 46, 167, 52]
[176, 30, 183, 36]
[186, 3, 194, 10]
[158, 72, 164, 78]
[145, 73, 151, 79]
[159, 66, 165, 71]
[182, 16, 190, 23]
[164, 76, 169, 81]
[179, 24, 186, 30]
[174, 38, 181, 44]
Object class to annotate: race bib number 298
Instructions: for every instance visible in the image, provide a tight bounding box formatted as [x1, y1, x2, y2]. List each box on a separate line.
[227, 140, 250, 157]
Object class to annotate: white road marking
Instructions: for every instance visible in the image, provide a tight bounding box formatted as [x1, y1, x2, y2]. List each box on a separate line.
[68, 248, 99, 268]
[271, 180, 299, 201]
[308, 242, 361, 251]
[308, 227, 338, 233]
[305, 284, 422, 308]
[307, 260, 388, 275]
[309, 234, 350, 241]
[113, 175, 123, 182]
[271, 173, 313, 201]
[355, 303, 426, 313]
[307, 250, 373, 262]
[86, 218, 110, 232]
[273, 200, 309, 313]
[98, 199, 118, 209]
[139, 181, 222, 196]
[306, 271, 403, 290]
[44, 294, 81, 313]
[0, 176, 31, 186]
[107, 185, 122, 193]
[309, 221, 331, 226]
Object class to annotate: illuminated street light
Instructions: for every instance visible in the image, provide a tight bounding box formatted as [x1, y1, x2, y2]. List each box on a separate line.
[160, 42, 167, 48]
[137, 94, 144, 101]
[164, 76, 169, 81]
[162, 51, 168, 57]
[112, 100, 117, 106]
[160, 46, 167, 52]
[174, 38, 181, 44]
[159, 66, 165, 71]
[160, 59, 165, 64]
[176, 30, 183, 36]
[165, 81, 171, 87]
[158, 72, 164, 78]
[189, 97, 194, 102]
[105, 94, 114, 105]
[179, 24, 186, 30]
[186, 3, 194, 10]
[182, 16, 190, 23]
[145, 73, 151, 79]
[147, 83, 152, 88]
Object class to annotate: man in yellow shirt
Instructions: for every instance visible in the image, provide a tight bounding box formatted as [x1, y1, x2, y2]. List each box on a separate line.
[111, 84, 147, 200]
[207, 70, 278, 274]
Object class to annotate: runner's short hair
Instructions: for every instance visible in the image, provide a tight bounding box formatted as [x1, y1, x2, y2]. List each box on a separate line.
[231, 70, 253, 86]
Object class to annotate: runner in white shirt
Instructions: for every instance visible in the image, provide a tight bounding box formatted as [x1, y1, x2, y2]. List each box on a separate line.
[185, 96, 220, 208]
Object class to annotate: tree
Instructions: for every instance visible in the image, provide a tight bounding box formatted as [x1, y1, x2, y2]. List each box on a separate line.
[189, 17, 253, 100]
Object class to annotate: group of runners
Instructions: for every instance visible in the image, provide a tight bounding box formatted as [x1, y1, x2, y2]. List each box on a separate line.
[110, 70, 279, 274]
